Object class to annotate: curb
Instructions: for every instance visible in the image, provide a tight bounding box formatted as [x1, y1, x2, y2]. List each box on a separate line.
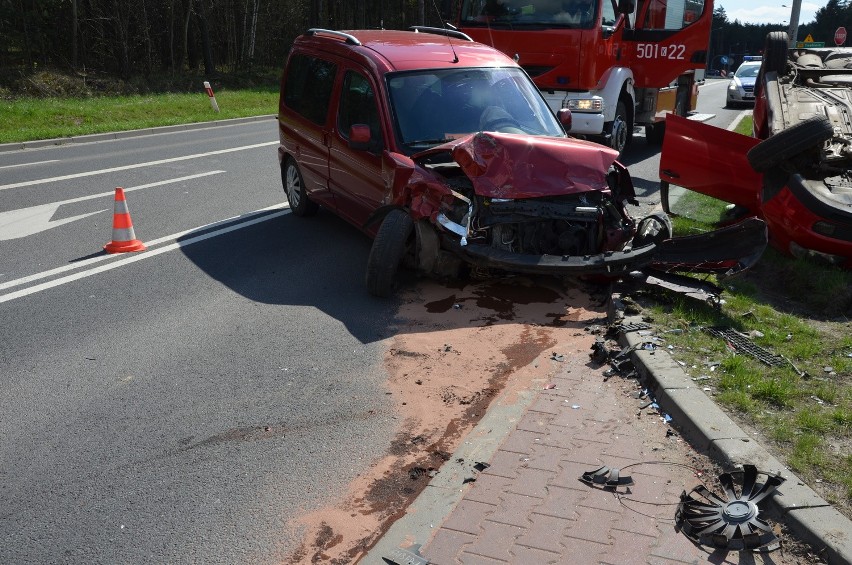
[361, 374, 540, 563]
[612, 302, 852, 564]
[0, 114, 276, 153]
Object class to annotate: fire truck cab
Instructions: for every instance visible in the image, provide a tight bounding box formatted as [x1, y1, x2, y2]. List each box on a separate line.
[455, 0, 712, 154]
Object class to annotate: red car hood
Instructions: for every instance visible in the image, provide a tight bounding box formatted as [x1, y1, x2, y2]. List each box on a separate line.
[413, 132, 620, 199]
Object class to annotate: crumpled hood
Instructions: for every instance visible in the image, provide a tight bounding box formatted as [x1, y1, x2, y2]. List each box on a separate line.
[414, 132, 619, 199]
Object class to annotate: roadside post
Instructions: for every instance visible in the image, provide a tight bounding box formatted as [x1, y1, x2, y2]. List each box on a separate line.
[203, 81, 220, 112]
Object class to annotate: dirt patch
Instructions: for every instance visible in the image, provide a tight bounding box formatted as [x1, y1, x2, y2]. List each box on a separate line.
[282, 276, 606, 563]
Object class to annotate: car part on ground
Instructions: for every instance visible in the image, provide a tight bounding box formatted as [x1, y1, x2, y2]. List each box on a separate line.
[580, 465, 635, 489]
[676, 465, 786, 552]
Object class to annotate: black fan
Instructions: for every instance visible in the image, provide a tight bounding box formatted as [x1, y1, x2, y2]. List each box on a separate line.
[675, 465, 786, 552]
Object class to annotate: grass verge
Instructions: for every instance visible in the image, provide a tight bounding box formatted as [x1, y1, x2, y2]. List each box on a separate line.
[639, 113, 852, 516]
[0, 87, 277, 143]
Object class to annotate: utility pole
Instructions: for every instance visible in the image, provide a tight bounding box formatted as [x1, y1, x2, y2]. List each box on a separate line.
[787, 0, 802, 47]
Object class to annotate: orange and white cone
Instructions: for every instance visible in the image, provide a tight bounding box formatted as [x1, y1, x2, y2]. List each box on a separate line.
[104, 187, 146, 253]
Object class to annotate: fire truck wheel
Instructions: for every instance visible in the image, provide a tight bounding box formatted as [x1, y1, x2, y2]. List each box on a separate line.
[609, 99, 631, 156]
[645, 122, 665, 145]
[764, 31, 789, 75]
[746, 115, 834, 173]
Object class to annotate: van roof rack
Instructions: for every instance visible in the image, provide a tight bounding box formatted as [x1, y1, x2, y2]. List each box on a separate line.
[306, 28, 361, 46]
[409, 26, 473, 42]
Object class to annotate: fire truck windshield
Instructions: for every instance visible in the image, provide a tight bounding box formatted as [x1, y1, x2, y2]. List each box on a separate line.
[460, 0, 600, 29]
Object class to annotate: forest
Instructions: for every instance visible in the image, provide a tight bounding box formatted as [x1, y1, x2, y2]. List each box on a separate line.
[2, 0, 852, 94]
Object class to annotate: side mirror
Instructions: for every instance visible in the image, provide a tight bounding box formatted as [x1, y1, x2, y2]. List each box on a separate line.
[557, 108, 572, 131]
[617, 0, 634, 15]
[348, 124, 372, 151]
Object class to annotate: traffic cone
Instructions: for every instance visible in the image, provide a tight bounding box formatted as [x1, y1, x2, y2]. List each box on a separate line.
[104, 187, 146, 253]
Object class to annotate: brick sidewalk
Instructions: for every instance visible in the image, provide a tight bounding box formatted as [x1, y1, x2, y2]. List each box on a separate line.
[419, 351, 794, 565]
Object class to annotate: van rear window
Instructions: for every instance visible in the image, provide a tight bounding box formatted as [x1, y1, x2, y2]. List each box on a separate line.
[283, 53, 337, 125]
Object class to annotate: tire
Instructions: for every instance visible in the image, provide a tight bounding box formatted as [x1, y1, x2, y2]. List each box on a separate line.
[645, 122, 665, 145]
[746, 115, 834, 173]
[282, 158, 318, 217]
[608, 98, 632, 157]
[764, 31, 789, 75]
[365, 209, 414, 297]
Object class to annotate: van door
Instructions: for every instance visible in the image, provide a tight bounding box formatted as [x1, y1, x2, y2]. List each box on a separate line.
[327, 68, 386, 227]
[279, 52, 339, 208]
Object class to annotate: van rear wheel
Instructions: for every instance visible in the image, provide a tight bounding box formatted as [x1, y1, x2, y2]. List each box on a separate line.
[283, 158, 318, 217]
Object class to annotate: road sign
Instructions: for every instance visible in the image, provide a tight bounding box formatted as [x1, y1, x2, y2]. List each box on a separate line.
[804, 34, 815, 43]
[836, 26, 847, 45]
[797, 41, 826, 48]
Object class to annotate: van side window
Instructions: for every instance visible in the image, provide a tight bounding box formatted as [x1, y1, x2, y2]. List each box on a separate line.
[337, 71, 384, 150]
[283, 53, 337, 125]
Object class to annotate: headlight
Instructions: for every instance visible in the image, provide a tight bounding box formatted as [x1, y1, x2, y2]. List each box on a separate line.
[565, 98, 603, 112]
[728, 80, 740, 91]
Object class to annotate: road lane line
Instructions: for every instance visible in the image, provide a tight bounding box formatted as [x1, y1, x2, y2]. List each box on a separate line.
[0, 160, 59, 170]
[0, 141, 277, 191]
[0, 171, 225, 241]
[0, 204, 289, 301]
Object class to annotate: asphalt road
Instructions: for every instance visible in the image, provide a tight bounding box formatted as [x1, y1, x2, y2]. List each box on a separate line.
[0, 79, 746, 564]
[0, 120, 401, 564]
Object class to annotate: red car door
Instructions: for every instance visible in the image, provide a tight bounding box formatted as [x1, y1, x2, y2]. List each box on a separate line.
[327, 68, 388, 228]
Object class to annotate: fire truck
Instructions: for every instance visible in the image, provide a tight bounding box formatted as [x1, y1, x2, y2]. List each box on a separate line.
[453, 0, 712, 154]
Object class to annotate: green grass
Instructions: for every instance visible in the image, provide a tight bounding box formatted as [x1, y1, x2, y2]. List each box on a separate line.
[0, 87, 278, 143]
[734, 114, 754, 135]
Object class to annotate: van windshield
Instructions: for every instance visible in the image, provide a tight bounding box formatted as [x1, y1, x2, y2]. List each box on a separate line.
[387, 67, 565, 154]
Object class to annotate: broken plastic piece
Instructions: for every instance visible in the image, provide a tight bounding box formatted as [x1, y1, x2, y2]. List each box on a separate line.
[382, 543, 430, 565]
[579, 465, 635, 489]
[675, 465, 785, 553]
[473, 462, 490, 472]
[704, 327, 786, 367]
[550, 352, 565, 362]
[616, 322, 652, 333]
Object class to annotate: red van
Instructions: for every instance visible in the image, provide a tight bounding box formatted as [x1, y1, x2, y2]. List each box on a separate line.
[278, 28, 765, 296]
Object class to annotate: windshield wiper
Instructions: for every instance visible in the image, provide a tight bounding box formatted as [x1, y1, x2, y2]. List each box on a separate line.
[407, 138, 454, 146]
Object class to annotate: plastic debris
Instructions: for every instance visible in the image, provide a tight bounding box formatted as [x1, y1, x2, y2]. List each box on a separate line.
[571, 404, 581, 409]
[550, 352, 565, 362]
[382, 544, 429, 565]
[704, 327, 786, 367]
[544, 383, 557, 390]
[473, 462, 490, 472]
[580, 465, 635, 489]
[676, 465, 785, 552]
[452, 303, 462, 309]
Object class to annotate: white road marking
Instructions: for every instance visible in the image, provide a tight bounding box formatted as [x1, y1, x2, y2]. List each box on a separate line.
[0, 205, 106, 240]
[0, 171, 224, 241]
[0, 204, 289, 302]
[0, 141, 277, 191]
[0, 159, 59, 170]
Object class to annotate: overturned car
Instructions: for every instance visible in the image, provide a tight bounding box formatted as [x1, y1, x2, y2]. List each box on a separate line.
[278, 28, 766, 296]
[661, 32, 852, 267]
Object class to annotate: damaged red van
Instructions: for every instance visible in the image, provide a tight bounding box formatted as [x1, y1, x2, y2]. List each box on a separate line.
[278, 28, 766, 296]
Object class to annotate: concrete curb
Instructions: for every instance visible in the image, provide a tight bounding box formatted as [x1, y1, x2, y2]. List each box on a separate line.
[362, 379, 540, 563]
[614, 306, 852, 564]
[0, 114, 276, 153]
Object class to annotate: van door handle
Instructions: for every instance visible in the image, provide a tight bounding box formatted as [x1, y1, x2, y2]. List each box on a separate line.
[661, 169, 680, 179]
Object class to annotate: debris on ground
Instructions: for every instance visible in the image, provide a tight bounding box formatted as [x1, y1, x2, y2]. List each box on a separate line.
[675, 465, 786, 552]
[382, 543, 430, 565]
[579, 465, 635, 489]
[703, 327, 786, 367]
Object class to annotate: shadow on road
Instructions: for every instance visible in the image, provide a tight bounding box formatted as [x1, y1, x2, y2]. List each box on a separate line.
[179, 207, 607, 344]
